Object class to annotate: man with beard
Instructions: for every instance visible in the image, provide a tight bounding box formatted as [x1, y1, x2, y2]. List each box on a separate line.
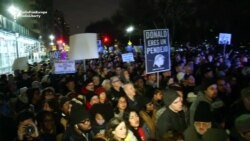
[189, 79, 225, 125]
[184, 101, 228, 141]
[63, 102, 93, 141]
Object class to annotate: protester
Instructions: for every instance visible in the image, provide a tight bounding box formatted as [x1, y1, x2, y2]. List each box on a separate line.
[156, 89, 186, 139]
[58, 96, 71, 131]
[36, 111, 61, 141]
[123, 83, 143, 111]
[151, 89, 164, 110]
[184, 101, 228, 141]
[14, 110, 40, 141]
[105, 117, 128, 141]
[114, 96, 128, 119]
[63, 102, 93, 141]
[107, 76, 126, 105]
[139, 97, 156, 138]
[234, 114, 250, 141]
[189, 79, 224, 124]
[123, 109, 150, 141]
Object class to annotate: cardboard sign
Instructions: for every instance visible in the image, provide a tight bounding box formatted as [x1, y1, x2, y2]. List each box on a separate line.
[69, 33, 98, 60]
[12, 57, 28, 71]
[122, 53, 135, 62]
[144, 29, 171, 74]
[53, 60, 76, 74]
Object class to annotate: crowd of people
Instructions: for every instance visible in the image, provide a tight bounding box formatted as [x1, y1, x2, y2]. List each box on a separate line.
[0, 44, 250, 141]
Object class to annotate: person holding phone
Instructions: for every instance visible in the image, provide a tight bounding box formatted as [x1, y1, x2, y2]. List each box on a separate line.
[14, 110, 40, 141]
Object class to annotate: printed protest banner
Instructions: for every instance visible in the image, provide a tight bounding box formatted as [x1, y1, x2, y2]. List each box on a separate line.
[53, 60, 76, 74]
[122, 53, 135, 63]
[144, 29, 171, 74]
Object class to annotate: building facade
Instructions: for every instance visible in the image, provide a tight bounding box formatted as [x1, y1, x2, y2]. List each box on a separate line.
[0, 14, 44, 74]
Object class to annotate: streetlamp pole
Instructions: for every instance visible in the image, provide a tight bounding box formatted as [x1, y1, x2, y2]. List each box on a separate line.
[15, 33, 19, 58]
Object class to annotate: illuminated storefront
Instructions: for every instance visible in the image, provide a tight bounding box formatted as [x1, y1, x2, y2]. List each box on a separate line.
[0, 15, 43, 74]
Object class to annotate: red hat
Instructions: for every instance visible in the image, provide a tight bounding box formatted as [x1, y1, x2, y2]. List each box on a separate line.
[95, 87, 106, 95]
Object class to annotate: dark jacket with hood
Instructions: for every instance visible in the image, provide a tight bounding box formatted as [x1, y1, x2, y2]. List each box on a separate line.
[156, 107, 187, 139]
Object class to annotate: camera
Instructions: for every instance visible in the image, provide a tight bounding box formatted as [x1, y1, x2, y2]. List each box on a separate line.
[25, 125, 35, 135]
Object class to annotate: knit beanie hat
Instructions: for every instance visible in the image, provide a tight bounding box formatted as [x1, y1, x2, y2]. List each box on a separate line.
[202, 79, 216, 91]
[194, 101, 212, 122]
[163, 89, 179, 106]
[85, 92, 98, 102]
[59, 96, 71, 108]
[69, 103, 89, 125]
[235, 114, 250, 133]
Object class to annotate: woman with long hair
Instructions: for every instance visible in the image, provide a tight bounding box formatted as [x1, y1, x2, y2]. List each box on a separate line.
[105, 117, 127, 141]
[114, 96, 128, 119]
[123, 109, 150, 141]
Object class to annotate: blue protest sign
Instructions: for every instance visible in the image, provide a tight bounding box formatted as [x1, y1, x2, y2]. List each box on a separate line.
[218, 33, 232, 45]
[122, 53, 134, 63]
[144, 29, 171, 74]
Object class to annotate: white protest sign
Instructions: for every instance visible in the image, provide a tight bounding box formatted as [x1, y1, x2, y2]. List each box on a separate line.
[122, 53, 135, 62]
[218, 33, 232, 45]
[69, 33, 98, 60]
[53, 60, 76, 74]
[12, 57, 28, 71]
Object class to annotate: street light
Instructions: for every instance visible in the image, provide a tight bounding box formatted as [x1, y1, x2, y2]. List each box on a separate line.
[126, 26, 134, 44]
[49, 35, 55, 41]
[49, 34, 55, 46]
[126, 26, 134, 33]
[8, 5, 21, 21]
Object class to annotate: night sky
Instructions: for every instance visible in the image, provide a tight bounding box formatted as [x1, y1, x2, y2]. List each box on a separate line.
[53, 0, 121, 34]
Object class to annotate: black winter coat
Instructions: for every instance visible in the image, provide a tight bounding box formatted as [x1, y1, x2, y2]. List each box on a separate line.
[156, 107, 187, 138]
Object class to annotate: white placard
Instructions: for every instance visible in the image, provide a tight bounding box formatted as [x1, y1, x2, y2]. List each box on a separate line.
[218, 33, 232, 45]
[12, 57, 28, 71]
[69, 33, 98, 60]
[122, 53, 135, 62]
[53, 60, 76, 74]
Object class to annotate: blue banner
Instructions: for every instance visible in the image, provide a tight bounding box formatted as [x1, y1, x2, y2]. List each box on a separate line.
[144, 29, 171, 74]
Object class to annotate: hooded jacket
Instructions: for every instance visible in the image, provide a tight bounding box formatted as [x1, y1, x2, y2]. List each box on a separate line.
[156, 107, 187, 139]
